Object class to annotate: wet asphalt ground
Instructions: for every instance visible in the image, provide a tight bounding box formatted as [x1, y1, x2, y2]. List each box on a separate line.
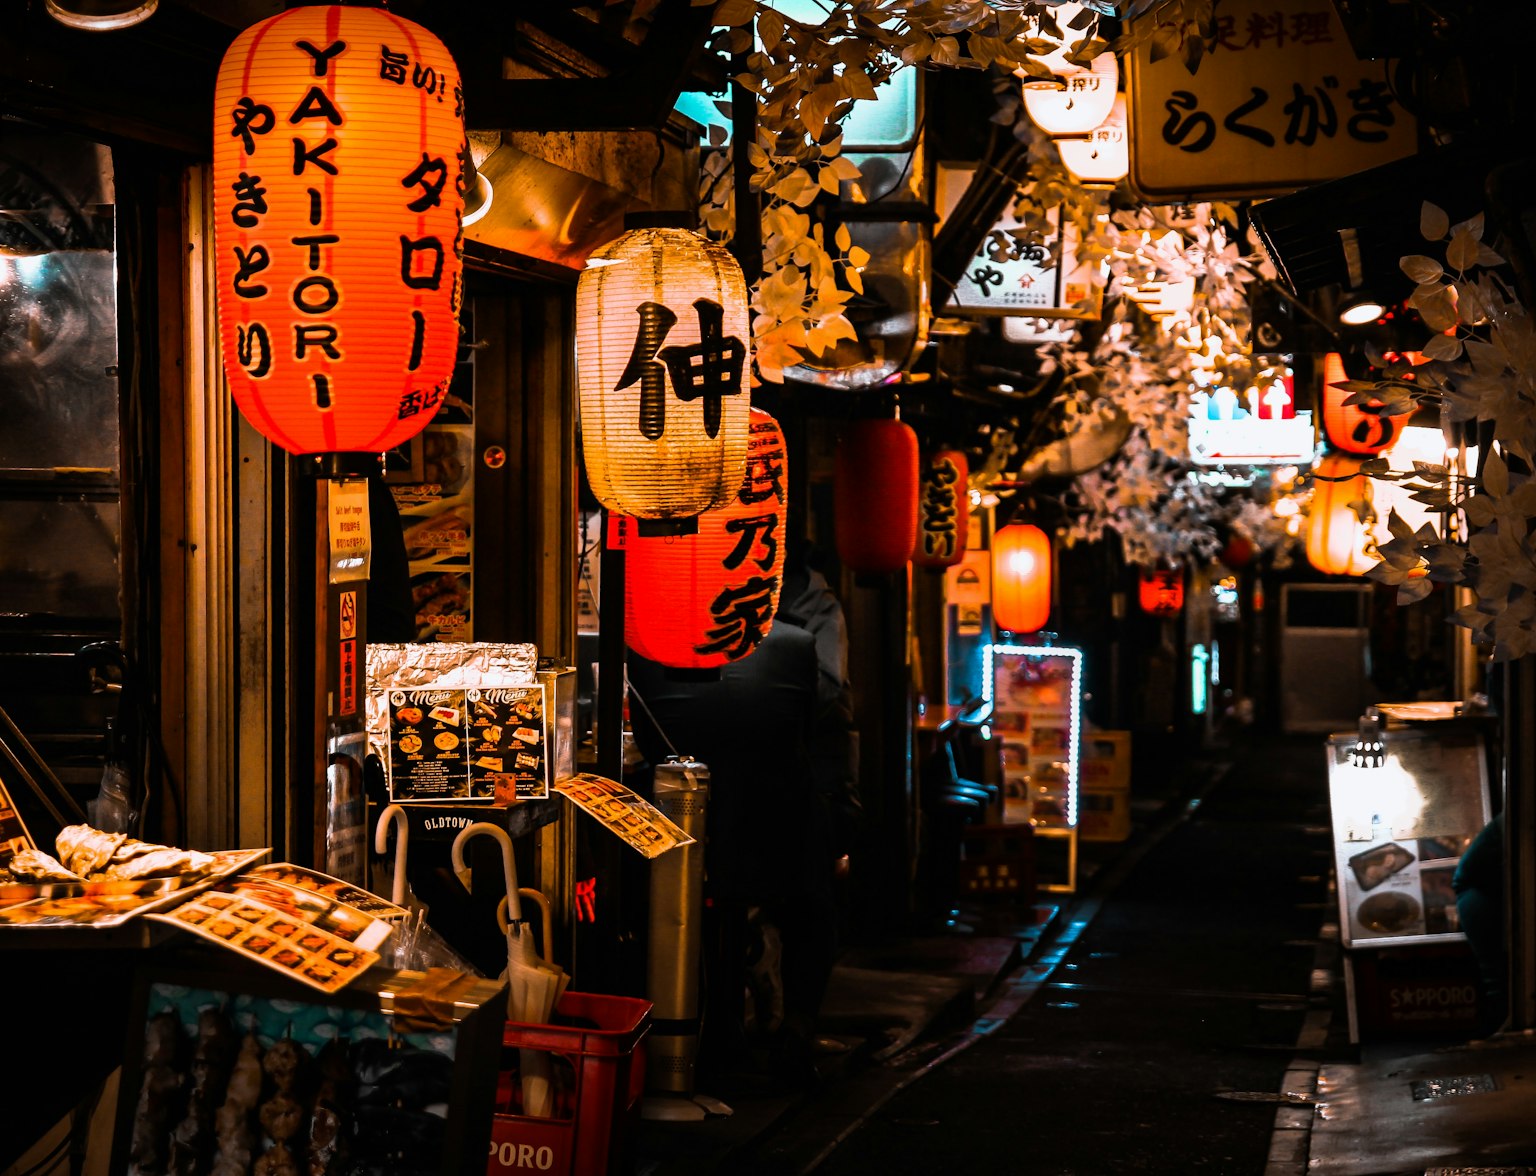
[761, 731, 1337, 1175]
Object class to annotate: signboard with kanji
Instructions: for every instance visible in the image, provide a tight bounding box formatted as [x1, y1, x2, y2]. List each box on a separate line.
[1126, 0, 1418, 199]
[935, 165, 1103, 318]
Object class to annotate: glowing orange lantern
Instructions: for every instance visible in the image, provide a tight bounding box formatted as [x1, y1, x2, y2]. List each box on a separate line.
[1319, 352, 1400, 456]
[992, 523, 1052, 633]
[213, 6, 464, 454]
[912, 449, 970, 569]
[625, 409, 786, 668]
[577, 223, 751, 520]
[1138, 568, 1185, 616]
[834, 418, 919, 574]
[1307, 453, 1376, 576]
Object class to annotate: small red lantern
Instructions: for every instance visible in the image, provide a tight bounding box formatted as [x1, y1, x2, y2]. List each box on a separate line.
[1138, 568, 1185, 616]
[1220, 533, 1255, 570]
[992, 523, 1052, 634]
[1320, 352, 1400, 456]
[834, 418, 919, 575]
[625, 409, 787, 668]
[214, 6, 465, 454]
[912, 449, 970, 569]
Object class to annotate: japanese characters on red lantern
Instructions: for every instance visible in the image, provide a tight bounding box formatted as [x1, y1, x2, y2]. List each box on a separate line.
[1138, 568, 1185, 616]
[992, 523, 1053, 634]
[213, 6, 465, 454]
[912, 449, 970, 569]
[577, 226, 751, 520]
[834, 418, 919, 575]
[625, 410, 787, 669]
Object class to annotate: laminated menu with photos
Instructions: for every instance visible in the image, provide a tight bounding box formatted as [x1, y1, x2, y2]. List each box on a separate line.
[147, 864, 404, 994]
[365, 642, 550, 803]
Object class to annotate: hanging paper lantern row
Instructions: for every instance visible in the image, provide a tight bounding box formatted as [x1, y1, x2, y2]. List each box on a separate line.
[1306, 452, 1376, 576]
[625, 409, 787, 669]
[834, 418, 919, 575]
[992, 523, 1052, 634]
[1138, 568, 1185, 616]
[577, 226, 751, 520]
[1319, 352, 1400, 456]
[213, 5, 465, 454]
[912, 449, 970, 569]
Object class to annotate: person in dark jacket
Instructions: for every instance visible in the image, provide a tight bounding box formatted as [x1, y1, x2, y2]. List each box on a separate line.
[628, 617, 838, 1086]
[1453, 812, 1507, 1035]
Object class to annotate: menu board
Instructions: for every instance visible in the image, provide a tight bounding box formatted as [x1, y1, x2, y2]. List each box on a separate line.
[1326, 728, 1490, 948]
[0, 773, 37, 868]
[388, 684, 548, 802]
[554, 774, 694, 859]
[986, 645, 1083, 827]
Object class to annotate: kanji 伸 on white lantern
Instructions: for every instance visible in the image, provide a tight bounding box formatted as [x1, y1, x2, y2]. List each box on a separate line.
[577, 221, 752, 520]
[1023, 51, 1118, 136]
[1059, 94, 1129, 186]
[213, 5, 465, 454]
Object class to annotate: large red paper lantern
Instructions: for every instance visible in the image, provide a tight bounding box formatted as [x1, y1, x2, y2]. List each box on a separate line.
[577, 224, 751, 519]
[1138, 568, 1185, 616]
[1320, 352, 1400, 456]
[992, 523, 1052, 633]
[835, 418, 919, 574]
[213, 6, 464, 454]
[912, 448, 970, 569]
[1307, 452, 1376, 576]
[625, 409, 786, 668]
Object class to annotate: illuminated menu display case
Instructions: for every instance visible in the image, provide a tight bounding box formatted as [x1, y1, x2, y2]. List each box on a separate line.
[985, 644, 1082, 892]
[1325, 726, 1491, 950]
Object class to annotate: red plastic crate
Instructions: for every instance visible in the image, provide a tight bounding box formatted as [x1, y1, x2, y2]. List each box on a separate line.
[487, 990, 651, 1176]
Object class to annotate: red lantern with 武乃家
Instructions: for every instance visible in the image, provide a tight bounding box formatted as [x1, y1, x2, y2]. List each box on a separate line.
[213, 6, 465, 454]
[1138, 568, 1185, 616]
[625, 410, 787, 669]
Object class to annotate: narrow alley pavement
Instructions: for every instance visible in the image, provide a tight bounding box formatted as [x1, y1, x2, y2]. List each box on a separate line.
[640, 730, 1536, 1176]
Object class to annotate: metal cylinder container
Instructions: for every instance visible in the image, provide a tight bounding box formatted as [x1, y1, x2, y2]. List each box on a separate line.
[646, 755, 710, 1095]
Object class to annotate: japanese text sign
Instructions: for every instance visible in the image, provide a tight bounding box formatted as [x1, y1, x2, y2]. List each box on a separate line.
[213, 6, 465, 454]
[935, 164, 1104, 319]
[1126, 0, 1418, 198]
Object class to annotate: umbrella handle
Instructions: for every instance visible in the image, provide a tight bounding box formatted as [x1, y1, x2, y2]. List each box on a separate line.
[450, 822, 521, 921]
[498, 889, 555, 966]
[374, 804, 410, 907]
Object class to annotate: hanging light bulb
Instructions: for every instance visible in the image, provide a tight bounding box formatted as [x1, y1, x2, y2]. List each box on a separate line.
[1349, 707, 1385, 768]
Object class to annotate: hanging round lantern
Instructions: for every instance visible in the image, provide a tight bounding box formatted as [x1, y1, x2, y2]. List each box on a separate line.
[1059, 94, 1129, 186]
[912, 448, 970, 569]
[577, 222, 751, 519]
[213, 6, 465, 454]
[625, 409, 787, 669]
[1307, 453, 1377, 576]
[1220, 533, 1255, 570]
[1138, 568, 1185, 616]
[1320, 352, 1400, 456]
[834, 418, 919, 575]
[992, 523, 1052, 634]
[1023, 51, 1118, 136]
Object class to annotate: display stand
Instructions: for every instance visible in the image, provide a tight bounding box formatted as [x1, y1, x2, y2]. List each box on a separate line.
[1324, 720, 1492, 1042]
[984, 643, 1083, 892]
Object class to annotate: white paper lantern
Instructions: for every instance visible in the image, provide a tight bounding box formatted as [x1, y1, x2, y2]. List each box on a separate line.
[1024, 52, 1118, 136]
[1060, 94, 1129, 185]
[576, 225, 752, 519]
